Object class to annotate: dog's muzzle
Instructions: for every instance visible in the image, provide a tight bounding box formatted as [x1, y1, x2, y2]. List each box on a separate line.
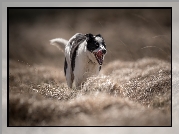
[93, 49, 106, 65]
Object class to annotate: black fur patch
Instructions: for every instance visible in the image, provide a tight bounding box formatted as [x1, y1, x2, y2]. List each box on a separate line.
[71, 45, 80, 72]
[64, 58, 67, 76]
[85, 33, 106, 52]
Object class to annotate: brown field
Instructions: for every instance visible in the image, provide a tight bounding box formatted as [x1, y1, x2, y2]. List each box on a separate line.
[9, 8, 171, 126]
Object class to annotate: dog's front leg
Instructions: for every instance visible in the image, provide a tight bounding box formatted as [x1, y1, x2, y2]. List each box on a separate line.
[65, 67, 73, 88]
[74, 76, 82, 88]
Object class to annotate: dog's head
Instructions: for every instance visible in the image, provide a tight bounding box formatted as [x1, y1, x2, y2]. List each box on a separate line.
[85, 33, 107, 65]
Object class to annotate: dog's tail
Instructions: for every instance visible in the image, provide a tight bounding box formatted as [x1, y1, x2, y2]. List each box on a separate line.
[50, 38, 68, 53]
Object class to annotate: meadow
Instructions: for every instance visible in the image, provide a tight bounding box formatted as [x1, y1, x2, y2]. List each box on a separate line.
[9, 8, 171, 126]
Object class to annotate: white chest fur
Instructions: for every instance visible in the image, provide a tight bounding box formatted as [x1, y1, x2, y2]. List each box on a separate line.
[73, 42, 100, 87]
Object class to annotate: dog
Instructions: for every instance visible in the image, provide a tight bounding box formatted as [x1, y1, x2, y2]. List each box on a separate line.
[50, 33, 107, 88]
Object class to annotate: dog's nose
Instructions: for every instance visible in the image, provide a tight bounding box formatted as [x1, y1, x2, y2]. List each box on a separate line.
[102, 49, 106, 54]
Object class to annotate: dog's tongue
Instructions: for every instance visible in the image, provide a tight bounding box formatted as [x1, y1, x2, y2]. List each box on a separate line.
[94, 50, 104, 65]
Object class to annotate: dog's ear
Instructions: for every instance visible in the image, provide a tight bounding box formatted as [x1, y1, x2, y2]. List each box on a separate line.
[85, 33, 94, 41]
[96, 34, 102, 37]
[96, 34, 104, 40]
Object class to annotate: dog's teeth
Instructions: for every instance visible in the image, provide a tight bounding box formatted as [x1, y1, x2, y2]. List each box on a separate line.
[93, 51, 104, 65]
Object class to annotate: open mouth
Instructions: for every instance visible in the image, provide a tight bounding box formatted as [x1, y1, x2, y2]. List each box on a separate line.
[93, 50, 104, 65]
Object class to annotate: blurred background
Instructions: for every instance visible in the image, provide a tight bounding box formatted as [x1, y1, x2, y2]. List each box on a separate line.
[9, 8, 171, 67]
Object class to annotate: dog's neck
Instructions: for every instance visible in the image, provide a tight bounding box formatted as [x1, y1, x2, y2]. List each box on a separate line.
[88, 59, 96, 64]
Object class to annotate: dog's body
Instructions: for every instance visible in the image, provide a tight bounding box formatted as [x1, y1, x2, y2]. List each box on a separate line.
[50, 33, 107, 88]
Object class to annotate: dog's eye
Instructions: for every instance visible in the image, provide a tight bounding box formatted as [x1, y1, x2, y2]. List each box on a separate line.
[95, 42, 99, 47]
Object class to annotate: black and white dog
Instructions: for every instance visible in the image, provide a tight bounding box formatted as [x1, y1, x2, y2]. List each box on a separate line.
[50, 33, 107, 88]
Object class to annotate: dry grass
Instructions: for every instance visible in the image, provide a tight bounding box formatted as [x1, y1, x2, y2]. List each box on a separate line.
[8, 9, 171, 126]
[9, 58, 171, 126]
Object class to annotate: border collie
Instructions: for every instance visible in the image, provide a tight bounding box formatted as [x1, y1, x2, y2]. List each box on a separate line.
[50, 33, 107, 88]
